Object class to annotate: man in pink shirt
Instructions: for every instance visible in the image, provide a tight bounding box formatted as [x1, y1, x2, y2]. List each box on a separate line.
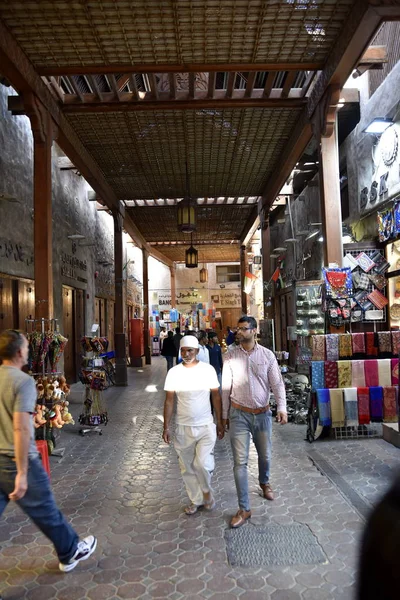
[222, 316, 287, 528]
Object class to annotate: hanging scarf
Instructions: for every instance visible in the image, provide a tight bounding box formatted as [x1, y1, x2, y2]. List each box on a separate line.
[377, 331, 392, 356]
[357, 387, 370, 425]
[311, 361, 325, 391]
[365, 360, 379, 387]
[329, 389, 345, 427]
[326, 334, 339, 361]
[316, 389, 331, 426]
[369, 386, 384, 422]
[351, 333, 366, 355]
[338, 334, 352, 359]
[377, 359, 391, 387]
[324, 361, 338, 389]
[391, 331, 400, 356]
[337, 361, 352, 388]
[312, 335, 325, 361]
[391, 358, 399, 385]
[351, 360, 366, 388]
[383, 387, 398, 423]
[343, 388, 359, 427]
[366, 332, 379, 357]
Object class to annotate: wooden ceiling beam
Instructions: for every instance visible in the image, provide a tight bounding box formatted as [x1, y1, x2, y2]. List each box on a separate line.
[207, 71, 216, 99]
[38, 62, 324, 77]
[169, 72, 177, 100]
[188, 72, 195, 99]
[244, 71, 257, 98]
[281, 71, 297, 99]
[87, 75, 103, 101]
[128, 74, 139, 100]
[262, 72, 276, 98]
[226, 71, 236, 98]
[66, 75, 84, 102]
[107, 74, 122, 101]
[61, 96, 307, 113]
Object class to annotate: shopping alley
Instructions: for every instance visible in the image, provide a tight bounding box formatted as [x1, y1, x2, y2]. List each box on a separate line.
[1, 358, 400, 600]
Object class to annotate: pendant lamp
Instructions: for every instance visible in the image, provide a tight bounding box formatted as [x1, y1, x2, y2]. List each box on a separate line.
[199, 266, 208, 282]
[177, 161, 196, 233]
[185, 233, 198, 268]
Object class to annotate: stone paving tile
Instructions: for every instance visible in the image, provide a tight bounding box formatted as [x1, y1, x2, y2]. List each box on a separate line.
[1, 356, 400, 599]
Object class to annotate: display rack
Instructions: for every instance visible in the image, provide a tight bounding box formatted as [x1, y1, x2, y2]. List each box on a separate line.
[79, 336, 109, 436]
[295, 281, 324, 372]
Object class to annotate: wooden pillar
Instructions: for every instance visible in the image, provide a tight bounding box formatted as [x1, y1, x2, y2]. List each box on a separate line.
[142, 248, 151, 365]
[25, 94, 54, 319]
[261, 209, 273, 319]
[240, 245, 248, 315]
[314, 85, 343, 267]
[113, 207, 128, 386]
[170, 264, 176, 308]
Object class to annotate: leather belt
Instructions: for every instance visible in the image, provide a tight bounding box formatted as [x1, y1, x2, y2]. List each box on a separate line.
[231, 401, 270, 415]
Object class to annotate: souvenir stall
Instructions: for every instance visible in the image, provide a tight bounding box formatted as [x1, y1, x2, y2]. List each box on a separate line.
[79, 336, 110, 435]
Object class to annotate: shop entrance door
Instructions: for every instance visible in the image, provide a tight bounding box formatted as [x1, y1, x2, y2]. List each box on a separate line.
[18, 280, 35, 326]
[95, 297, 106, 337]
[0, 277, 16, 330]
[107, 299, 115, 351]
[63, 286, 75, 382]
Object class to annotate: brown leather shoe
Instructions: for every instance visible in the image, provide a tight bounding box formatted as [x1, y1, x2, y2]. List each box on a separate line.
[260, 483, 274, 501]
[230, 509, 251, 528]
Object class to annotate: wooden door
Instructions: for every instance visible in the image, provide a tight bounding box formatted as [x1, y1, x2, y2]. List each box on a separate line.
[220, 308, 242, 332]
[0, 278, 15, 331]
[62, 286, 75, 382]
[107, 299, 115, 351]
[75, 289, 85, 376]
[18, 280, 35, 327]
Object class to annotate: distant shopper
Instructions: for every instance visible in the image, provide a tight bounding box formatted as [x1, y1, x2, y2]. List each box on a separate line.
[0, 329, 97, 572]
[159, 327, 168, 351]
[227, 330, 240, 353]
[197, 330, 210, 364]
[207, 332, 223, 388]
[172, 327, 183, 364]
[161, 331, 176, 371]
[163, 335, 224, 514]
[226, 326, 235, 346]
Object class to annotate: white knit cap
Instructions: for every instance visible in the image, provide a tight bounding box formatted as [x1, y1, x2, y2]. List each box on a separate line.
[180, 335, 199, 349]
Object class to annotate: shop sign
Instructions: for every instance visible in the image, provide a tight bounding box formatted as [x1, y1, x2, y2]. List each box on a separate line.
[212, 290, 241, 307]
[0, 237, 33, 266]
[358, 123, 400, 213]
[61, 252, 87, 282]
[176, 290, 200, 305]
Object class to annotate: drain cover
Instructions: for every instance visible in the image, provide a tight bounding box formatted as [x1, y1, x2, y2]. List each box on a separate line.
[225, 523, 327, 567]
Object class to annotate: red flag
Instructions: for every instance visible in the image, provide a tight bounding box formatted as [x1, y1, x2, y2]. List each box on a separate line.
[271, 267, 280, 282]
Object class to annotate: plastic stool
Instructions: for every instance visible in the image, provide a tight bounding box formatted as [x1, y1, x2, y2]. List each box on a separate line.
[35, 440, 51, 478]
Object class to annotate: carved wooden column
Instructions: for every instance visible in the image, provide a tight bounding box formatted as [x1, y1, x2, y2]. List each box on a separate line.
[170, 264, 176, 308]
[261, 209, 273, 319]
[25, 93, 55, 319]
[113, 206, 128, 386]
[313, 85, 343, 266]
[240, 245, 248, 315]
[142, 248, 151, 365]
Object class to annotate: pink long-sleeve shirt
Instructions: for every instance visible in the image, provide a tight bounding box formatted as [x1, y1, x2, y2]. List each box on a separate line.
[221, 343, 287, 419]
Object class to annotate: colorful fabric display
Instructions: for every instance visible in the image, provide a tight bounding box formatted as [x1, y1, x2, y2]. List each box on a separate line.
[357, 387, 370, 424]
[365, 360, 379, 387]
[337, 360, 352, 388]
[377, 331, 392, 355]
[324, 361, 338, 388]
[312, 335, 325, 361]
[351, 360, 366, 387]
[338, 334, 352, 358]
[391, 358, 399, 385]
[367, 289, 389, 310]
[343, 388, 359, 427]
[329, 389, 345, 427]
[311, 361, 325, 391]
[326, 334, 339, 361]
[383, 387, 398, 423]
[366, 332, 378, 357]
[369, 386, 384, 422]
[323, 267, 353, 299]
[392, 331, 400, 356]
[378, 359, 391, 387]
[351, 333, 365, 355]
[316, 389, 331, 426]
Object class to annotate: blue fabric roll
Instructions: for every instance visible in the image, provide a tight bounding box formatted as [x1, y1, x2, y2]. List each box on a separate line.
[369, 386, 383, 422]
[311, 361, 325, 391]
[316, 388, 331, 426]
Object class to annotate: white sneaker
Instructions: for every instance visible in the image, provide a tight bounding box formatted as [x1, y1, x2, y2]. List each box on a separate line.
[59, 536, 97, 572]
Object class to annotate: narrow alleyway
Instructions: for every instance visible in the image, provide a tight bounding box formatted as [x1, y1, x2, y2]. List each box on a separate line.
[1, 358, 400, 600]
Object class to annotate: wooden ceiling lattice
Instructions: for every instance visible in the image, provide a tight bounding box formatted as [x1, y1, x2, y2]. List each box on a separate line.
[0, 1, 354, 67]
[66, 107, 302, 199]
[149, 242, 241, 263]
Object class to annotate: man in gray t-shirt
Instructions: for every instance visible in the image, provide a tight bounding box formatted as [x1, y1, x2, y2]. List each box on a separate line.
[0, 329, 97, 572]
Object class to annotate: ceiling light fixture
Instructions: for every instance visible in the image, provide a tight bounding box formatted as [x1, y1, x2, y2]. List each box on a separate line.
[177, 161, 196, 233]
[273, 247, 286, 253]
[185, 232, 198, 268]
[67, 234, 85, 240]
[305, 230, 320, 241]
[364, 117, 393, 135]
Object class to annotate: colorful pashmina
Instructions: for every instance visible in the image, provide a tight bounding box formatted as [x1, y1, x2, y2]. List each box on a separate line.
[357, 387, 370, 424]
[329, 389, 345, 427]
[337, 360, 352, 388]
[377, 359, 391, 387]
[391, 331, 400, 356]
[391, 358, 399, 385]
[383, 386, 398, 423]
[365, 332, 378, 357]
[351, 360, 365, 387]
[377, 331, 392, 356]
[343, 388, 359, 426]
[338, 334, 352, 358]
[364, 360, 379, 387]
[324, 361, 338, 388]
[326, 334, 339, 361]
[316, 389, 331, 426]
[311, 361, 325, 391]
[312, 335, 325, 361]
[351, 333, 365, 355]
[369, 386, 383, 422]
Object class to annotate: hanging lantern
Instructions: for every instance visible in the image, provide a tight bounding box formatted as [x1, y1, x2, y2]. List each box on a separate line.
[177, 161, 196, 233]
[199, 267, 208, 282]
[185, 233, 198, 268]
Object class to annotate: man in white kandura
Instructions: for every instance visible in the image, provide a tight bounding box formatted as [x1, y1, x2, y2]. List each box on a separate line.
[163, 335, 224, 515]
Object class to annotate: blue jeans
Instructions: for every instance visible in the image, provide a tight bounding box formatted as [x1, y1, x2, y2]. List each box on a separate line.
[229, 407, 272, 511]
[165, 356, 174, 371]
[0, 455, 79, 563]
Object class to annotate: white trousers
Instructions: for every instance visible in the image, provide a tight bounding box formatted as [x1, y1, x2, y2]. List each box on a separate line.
[174, 423, 217, 506]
